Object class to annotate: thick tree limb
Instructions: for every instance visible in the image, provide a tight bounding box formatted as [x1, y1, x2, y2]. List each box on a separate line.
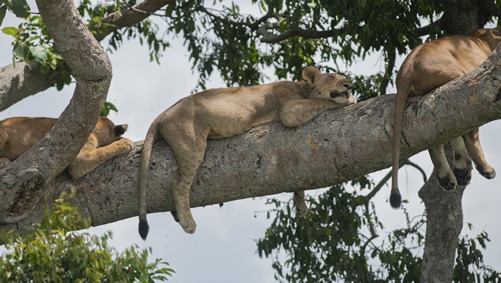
[1, 44, 500, 235]
[0, 0, 111, 220]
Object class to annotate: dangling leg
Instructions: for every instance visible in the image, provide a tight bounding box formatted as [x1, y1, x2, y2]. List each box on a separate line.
[449, 136, 472, 186]
[164, 128, 209, 234]
[463, 128, 496, 179]
[428, 144, 456, 190]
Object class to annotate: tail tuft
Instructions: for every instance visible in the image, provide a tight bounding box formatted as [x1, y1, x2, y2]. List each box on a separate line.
[139, 219, 150, 240]
[390, 190, 402, 209]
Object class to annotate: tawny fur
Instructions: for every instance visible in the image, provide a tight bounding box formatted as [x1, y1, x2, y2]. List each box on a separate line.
[138, 66, 357, 238]
[0, 117, 133, 179]
[391, 27, 501, 208]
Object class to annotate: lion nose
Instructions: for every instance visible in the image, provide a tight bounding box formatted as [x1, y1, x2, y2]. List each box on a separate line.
[343, 83, 352, 90]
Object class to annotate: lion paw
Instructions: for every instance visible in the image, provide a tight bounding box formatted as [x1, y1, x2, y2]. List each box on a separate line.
[454, 167, 472, 186]
[116, 138, 134, 153]
[437, 175, 457, 191]
[478, 167, 496, 179]
[0, 158, 10, 169]
[178, 212, 197, 234]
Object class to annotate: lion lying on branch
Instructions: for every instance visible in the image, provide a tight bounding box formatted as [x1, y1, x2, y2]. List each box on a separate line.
[138, 66, 357, 239]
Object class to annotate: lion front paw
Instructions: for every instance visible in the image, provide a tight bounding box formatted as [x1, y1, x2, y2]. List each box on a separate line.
[454, 167, 472, 186]
[478, 167, 496, 179]
[0, 158, 11, 169]
[116, 138, 134, 153]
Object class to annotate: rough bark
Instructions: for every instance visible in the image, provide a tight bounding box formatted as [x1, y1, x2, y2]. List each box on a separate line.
[1, 45, 500, 236]
[419, 153, 465, 282]
[0, 0, 111, 222]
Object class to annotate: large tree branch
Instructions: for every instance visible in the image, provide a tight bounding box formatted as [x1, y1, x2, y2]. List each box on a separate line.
[0, 0, 173, 111]
[1, 44, 500, 234]
[0, 0, 111, 218]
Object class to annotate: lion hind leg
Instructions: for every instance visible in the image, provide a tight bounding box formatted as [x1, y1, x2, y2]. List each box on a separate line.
[450, 137, 472, 186]
[428, 144, 457, 191]
[167, 133, 208, 234]
[463, 128, 496, 179]
[68, 138, 133, 179]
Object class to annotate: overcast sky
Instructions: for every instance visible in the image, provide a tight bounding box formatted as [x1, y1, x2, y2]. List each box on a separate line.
[1, 3, 501, 282]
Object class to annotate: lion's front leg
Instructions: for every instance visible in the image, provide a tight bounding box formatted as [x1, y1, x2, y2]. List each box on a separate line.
[463, 128, 496, 179]
[279, 99, 353, 128]
[67, 138, 133, 179]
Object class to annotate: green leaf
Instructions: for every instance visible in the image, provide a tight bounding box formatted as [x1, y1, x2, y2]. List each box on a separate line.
[100, 102, 118, 117]
[13, 43, 28, 60]
[29, 45, 47, 64]
[1, 26, 18, 36]
[39, 63, 49, 75]
[9, 0, 30, 18]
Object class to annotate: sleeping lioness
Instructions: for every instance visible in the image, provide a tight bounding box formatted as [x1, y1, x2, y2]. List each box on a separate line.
[390, 27, 501, 208]
[138, 66, 357, 239]
[0, 117, 133, 179]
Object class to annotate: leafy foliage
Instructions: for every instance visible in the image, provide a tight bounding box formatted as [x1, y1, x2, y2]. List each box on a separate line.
[0, 191, 173, 282]
[1, 13, 72, 90]
[257, 177, 423, 282]
[162, 0, 443, 90]
[454, 229, 501, 282]
[77, 0, 170, 63]
[257, 177, 500, 282]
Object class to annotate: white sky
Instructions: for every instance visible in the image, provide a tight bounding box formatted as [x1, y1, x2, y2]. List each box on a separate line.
[1, 3, 501, 282]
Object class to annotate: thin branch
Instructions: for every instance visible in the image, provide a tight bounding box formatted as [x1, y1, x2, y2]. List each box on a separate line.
[94, 0, 175, 41]
[379, 48, 396, 95]
[405, 159, 428, 183]
[415, 17, 444, 37]
[484, 0, 501, 17]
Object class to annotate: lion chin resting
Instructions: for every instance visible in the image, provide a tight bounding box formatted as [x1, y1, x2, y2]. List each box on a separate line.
[390, 27, 501, 208]
[0, 117, 133, 179]
[137, 66, 357, 239]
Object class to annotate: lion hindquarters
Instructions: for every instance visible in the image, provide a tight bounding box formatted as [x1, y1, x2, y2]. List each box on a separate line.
[67, 138, 133, 179]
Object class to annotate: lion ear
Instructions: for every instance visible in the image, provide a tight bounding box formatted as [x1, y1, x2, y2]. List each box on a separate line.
[302, 66, 321, 84]
[114, 124, 128, 136]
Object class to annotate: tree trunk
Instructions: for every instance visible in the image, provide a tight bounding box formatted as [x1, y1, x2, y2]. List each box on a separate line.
[0, 0, 112, 221]
[419, 150, 465, 282]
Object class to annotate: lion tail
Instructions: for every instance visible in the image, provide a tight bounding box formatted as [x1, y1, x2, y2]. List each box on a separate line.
[390, 82, 410, 209]
[138, 118, 159, 240]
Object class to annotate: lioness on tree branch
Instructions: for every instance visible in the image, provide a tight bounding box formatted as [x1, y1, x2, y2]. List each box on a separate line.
[390, 27, 501, 208]
[0, 117, 133, 180]
[138, 66, 357, 238]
